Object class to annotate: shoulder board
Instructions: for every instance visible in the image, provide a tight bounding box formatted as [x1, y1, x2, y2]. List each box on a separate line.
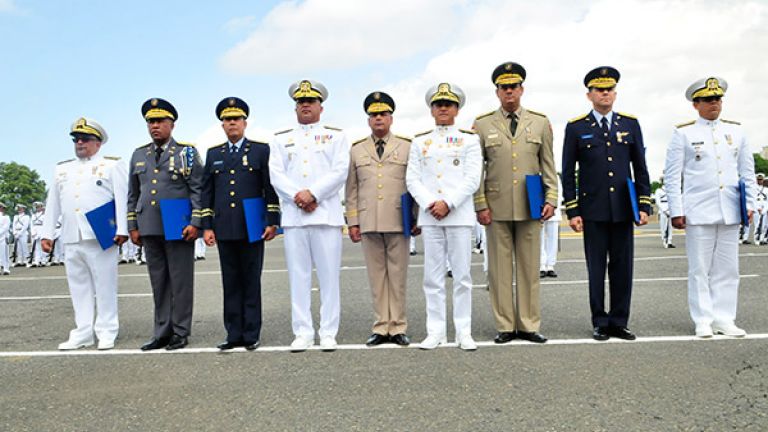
[394, 134, 412, 142]
[459, 128, 476, 135]
[475, 110, 495, 120]
[57, 158, 75, 165]
[568, 113, 589, 123]
[721, 119, 741, 125]
[675, 120, 695, 129]
[324, 125, 342, 131]
[617, 112, 637, 119]
[352, 137, 367, 146]
[136, 143, 151, 149]
[274, 128, 292, 135]
[415, 129, 433, 137]
[250, 140, 268, 145]
[210, 143, 226, 149]
[103, 156, 121, 161]
[176, 141, 195, 147]
[526, 109, 547, 117]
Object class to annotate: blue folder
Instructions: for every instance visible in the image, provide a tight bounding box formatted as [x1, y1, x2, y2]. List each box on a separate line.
[626, 177, 641, 224]
[85, 200, 117, 250]
[739, 179, 748, 225]
[525, 174, 544, 219]
[159, 198, 191, 241]
[401, 193, 415, 237]
[243, 197, 266, 243]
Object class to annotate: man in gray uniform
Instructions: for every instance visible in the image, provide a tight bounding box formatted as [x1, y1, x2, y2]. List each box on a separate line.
[128, 98, 203, 351]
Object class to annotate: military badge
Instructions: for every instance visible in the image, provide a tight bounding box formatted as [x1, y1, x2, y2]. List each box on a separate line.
[453, 158, 460, 166]
[242, 154, 248, 166]
[725, 134, 733, 146]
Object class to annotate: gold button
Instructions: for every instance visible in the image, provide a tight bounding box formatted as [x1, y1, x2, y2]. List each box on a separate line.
[154, 169, 159, 173]
[304, 146, 308, 150]
[437, 174, 442, 178]
[377, 174, 382, 178]
[303, 174, 308, 177]
[377, 163, 383, 168]
[75, 208, 80, 212]
[609, 187, 615, 192]
[377, 184, 383, 189]
[720, 185, 724, 190]
[152, 179, 157, 184]
[151, 200, 156, 206]
[230, 180, 235, 185]
[608, 156, 613, 161]
[512, 140, 517, 145]
[714, 141, 718, 145]
[303, 160, 308, 164]
[230, 203, 236, 208]
[230, 191, 235, 196]
[717, 156, 721, 160]
[587, 145, 591, 148]
[437, 189, 443, 194]
[608, 172, 614, 177]
[606, 142, 611, 147]
[582, 193, 587, 197]
[718, 171, 722, 175]
[513, 180, 519, 185]
[377, 195, 383, 200]
[437, 159, 442, 163]
[512, 153, 517, 158]
[151, 190, 157, 195]
[230, 169, 235, 174]
[512, 166, 518, 171]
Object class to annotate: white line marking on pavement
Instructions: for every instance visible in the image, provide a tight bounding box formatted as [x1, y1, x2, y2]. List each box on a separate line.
[0, 293, 152, 301]
[2, 333, 767, 358]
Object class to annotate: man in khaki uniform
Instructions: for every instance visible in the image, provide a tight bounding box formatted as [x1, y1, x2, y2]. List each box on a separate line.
[346, 91, 417, 347]
[474, 62, 558, 344]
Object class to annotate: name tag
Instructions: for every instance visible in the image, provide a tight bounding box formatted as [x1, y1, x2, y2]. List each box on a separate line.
[213, 160, 224, 166]
[285, 143, 295, 148]
[580, 134, 593, 139]
[487, 133, 498, 139]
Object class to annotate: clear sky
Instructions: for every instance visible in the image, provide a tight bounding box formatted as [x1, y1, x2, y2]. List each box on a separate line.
[1, 0, 766, 184]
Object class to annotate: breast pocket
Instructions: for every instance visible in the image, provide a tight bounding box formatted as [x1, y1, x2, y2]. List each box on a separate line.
[484, 139, 502, 157]
[524, 136, 542, 154]
[390, 158, 407, 179]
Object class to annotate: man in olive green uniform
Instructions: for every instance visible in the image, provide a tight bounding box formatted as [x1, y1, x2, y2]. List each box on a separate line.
[345, 91, 417, 347]
[473, 62, 558, 344]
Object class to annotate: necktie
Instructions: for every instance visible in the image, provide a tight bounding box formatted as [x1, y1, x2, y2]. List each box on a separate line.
[230, 144, 238, 153]
[509, 113, 518, 136]
[376, 139, 385, 158]
[155, 145, 163, 163]
[601, 117, 609, 137]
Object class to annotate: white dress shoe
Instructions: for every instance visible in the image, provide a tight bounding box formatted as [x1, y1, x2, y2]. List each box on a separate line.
[712, 323, 747, 337]
[694, 324, 713, 338]
[97, 340, 115, 350]
[419, 334, 447, 350]
[290, 335, 314, 352]
[457, 334, 477, 351]
[58, 339, 94, 350]
[319, 336, 337, 352]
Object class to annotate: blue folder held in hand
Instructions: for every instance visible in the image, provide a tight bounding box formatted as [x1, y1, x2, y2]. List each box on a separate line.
[525, 174, 544, 219]
[85, 200, 117, 250]
[626, 177, 640, 224]
[159, 198, 191, 241]
[739, 179, 748, 226]
[243, 197, 266, 243]
[401, 193, 415, 237]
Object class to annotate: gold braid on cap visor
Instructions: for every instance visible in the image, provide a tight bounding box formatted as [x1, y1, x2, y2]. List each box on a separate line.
[366, 102, 393, 114]
[219, 107, 247, 119]
[72, 124, 103, 139]
[587, 77, 617, 88]
[494, 73, 523, 85]
[144, 108, 175, 120]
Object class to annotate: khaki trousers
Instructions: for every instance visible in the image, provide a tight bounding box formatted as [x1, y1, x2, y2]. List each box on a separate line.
[361, 232, 409, 335]
[487, 219, 541, 332]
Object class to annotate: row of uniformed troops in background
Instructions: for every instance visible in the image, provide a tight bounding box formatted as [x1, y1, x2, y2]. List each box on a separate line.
[0, 201, 64, 274]
[39, 61, 757, 352]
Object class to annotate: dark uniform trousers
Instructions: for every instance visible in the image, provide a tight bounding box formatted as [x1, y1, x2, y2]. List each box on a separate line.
[583, 220, 633, 327]
[142, 236, 195, 338]
[217, 239, 264, 343]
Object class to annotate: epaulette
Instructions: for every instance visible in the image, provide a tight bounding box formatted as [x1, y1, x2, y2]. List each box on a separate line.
[324, 125, 342, 131]
[136, 143, 152, 149]
[415, 129, 433, 137]
[568, 113, 589, 123]
[617, 112, 637, 119]
[475, 110, 495, 120]
[527, 109, 547, 117]
[352, 137, 367, 146]
[103, 156, 121, 161]
[676, 120, 695, 129]
[275, 128, 292, 135]
[721, 119, 741, 125]
[210, 143, 226, 149]
[57, 158, 75, 165]
[394, 134, 412, 142]
[177, 141, 196, 147]
[459, 128, 476, 135]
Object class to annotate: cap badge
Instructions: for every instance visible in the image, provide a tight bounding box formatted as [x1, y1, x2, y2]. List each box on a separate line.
[373, 92, 380, 100]
[601, 68, 608, 76]
[505, 63, 512, 71]
[438, 83, 450, 93]
[151, 98, 158, 107]
[228, 98, 235, 106]
[300, 81, 312, 92]
[706, 78, 719, 90]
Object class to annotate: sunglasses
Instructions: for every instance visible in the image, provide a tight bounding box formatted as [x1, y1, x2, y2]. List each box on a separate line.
[498, 84, 520, 91]
[697, 96, 722, 103]
[71, 135, 99, 143]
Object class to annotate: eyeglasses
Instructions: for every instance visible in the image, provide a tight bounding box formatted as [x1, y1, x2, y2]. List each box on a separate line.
[432, 101, 457, 108]
[592, 87, 615, 93]
[71, 135, 98, 143]
[498, 84, 520, 91]
[698, 96, 722, 103]
[369, 112, 392, 118]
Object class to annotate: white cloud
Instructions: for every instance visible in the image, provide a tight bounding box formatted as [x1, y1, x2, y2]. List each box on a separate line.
[0, 0, 17, 13]
[223, 15, 257, 34]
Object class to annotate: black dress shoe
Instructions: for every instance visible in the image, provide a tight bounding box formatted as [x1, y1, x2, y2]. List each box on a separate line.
[446, 270, 453, 278]
[517, 331, 548, 343]
[366, 333, 389, 346]
[668, 244, 676, 248]
[390, 334, 410, 346]
[493, 331, 517, 344]
[539, 270, 547, 278]
[546, 270, 557, 278]
[244, 341, 260, 351]
[609, 326, 636, 340]
[217, 341, 239, 350]
[592, 327, 609, 341]
[166, 335, 188, 350]
[140, 337, 170, 351]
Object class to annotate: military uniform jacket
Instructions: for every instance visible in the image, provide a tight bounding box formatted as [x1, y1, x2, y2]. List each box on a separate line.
[200, 138, 280, 240]
[12, 214, 29, 238]
[345, 133, 412, 233]
[268, 123, 350, 227]
[30, 211, 44, 240]
[472, 107, 558, 220]
[42, 154, 129, 244]
[127, 138, 204, 236]
[654, 186, 669, 214]
[757, 185, 767, 213]
[664, 117, 756, 225]
[562, 111, 651, 222]
[0, 214, 10, 241]
[405, 125, 482, 227]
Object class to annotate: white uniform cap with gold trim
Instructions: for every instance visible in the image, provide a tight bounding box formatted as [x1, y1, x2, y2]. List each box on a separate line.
[289, 79, 328, 101]
[425, 82, 465, 108]
[686, 77, 728, 101]
[70, 117, 109, 144]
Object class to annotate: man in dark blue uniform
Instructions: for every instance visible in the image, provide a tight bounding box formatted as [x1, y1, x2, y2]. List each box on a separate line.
[561, 66, 651, 341]
[201, 97, 281, 350]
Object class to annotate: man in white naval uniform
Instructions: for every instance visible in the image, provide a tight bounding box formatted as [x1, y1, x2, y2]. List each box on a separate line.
[42, 117, 128, 350]
[12, 204, 30, 267]
[664, 77, 756, 338]
[753, 173, 766, 245]
[28, 201, 47, 267]
[50, 215, 65, 265]
[653, 176, 675, 248]
[406, 83, 482, 351]
[540, 175, 562, 277]
[269, 80, 350, 352]
[0, 202, 10, 274]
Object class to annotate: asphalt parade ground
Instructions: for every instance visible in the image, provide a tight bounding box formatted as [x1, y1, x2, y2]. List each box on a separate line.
[1, 223, 767, 431]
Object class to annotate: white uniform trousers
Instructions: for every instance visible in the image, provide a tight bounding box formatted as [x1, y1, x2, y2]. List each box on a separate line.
[539, 220, 559, 271]
[686, 224, 740, 327]
[14, 235, 28, 265]
[194, 237, 206, 258]
[63, 240, 119, 343]
[659, 211, 673, 247]
[754, 212, 767, 244]
[51, 239, 65, 263]
[31, 238, 48, 265]
[0, 239, 8, 270]
[422, 226, 473, 337]
[284, 225, 342, 338]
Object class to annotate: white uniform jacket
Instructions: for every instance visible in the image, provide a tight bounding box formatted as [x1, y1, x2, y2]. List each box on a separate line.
[406, 125, 482, 227]
[664, 117, 756, 225]
[42, 154, 129, 244]
[0, 214, 9, 240]
[654, 186, 669, 215]
[30, 211, 44, 240]
[269, 123, 350, 227]
[12, 214, 29, 238]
